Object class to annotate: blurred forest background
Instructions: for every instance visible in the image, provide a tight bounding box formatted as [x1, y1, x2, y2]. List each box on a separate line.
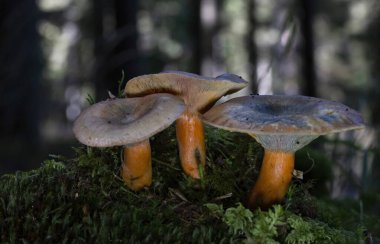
[0, 0, 379, 202]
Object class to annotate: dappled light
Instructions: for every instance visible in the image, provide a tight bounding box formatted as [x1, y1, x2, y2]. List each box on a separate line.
[0, 0, 379, 242]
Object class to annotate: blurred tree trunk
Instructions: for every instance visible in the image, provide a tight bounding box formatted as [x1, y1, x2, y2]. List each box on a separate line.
[186, 0, 201, 74]
[247, 0, 258, 93]
[93, 0, 104, 54]
[199, 0, 219, 76]
[0, 0, 43, 171]
[365, 8, 380, 192]
[93, 0, 139, 99]
[298, 0, 316, 97]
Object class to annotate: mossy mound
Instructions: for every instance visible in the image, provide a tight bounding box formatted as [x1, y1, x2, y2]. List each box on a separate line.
[0, 126, 378, 243]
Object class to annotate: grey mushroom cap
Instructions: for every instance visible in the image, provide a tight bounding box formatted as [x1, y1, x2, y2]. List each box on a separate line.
[202, 95, 365, 152]
[73, 93, 185, 147]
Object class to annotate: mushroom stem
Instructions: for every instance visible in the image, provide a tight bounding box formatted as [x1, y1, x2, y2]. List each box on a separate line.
[121, 139, 152, 191]
[247, 149, 294, 210]
[176, 109, 206, 179]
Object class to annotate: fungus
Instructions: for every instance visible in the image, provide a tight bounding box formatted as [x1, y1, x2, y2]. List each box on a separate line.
[73, 94, 185, 191]
[124, 71, 247, 179]
[202, 95, 364, 210]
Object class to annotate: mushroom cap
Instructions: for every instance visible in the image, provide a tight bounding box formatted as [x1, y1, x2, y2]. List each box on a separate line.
[124, 71, 248, 113]
[202, 95, 365, 151]
[73, 93, 185, 147]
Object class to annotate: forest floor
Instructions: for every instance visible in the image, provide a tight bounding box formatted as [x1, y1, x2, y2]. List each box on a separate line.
[1, 126, 379, 243]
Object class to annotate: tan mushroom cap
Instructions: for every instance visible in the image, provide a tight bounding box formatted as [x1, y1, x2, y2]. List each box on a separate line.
[203, 95, 365, 151]
[73, 93, 185, 147]
[124, 71, 248, 113]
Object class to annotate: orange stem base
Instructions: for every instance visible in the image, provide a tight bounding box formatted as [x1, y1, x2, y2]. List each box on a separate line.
[176, 110, 206, 179]
[247, 150, 294, 210]
[121, 140, 152, 191]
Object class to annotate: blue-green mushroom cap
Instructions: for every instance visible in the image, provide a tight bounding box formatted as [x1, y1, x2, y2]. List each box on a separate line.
[202, 95, 365, 152]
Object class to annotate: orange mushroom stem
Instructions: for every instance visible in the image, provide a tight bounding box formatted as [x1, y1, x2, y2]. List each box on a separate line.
[247, 149, 295, 210]
[176, 109, 206, 179]
[122, 139, 152, 191]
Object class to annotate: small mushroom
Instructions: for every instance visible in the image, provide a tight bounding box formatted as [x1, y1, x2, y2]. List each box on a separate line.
[124, 71, 247, 179]
[202, 95, 364, 210]
[73, 94, 185, 191]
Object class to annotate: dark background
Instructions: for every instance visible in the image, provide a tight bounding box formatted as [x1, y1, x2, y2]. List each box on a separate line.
[0, 0, 379, 200]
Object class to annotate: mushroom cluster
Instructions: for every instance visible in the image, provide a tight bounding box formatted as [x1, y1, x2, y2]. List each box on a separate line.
[73, 71, 364, 211]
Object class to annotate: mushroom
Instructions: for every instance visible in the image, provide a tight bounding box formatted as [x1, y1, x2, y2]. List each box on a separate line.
[202, 95, 365, 210]
[124, 71, 247, 179]
[73, 93, 185, 191]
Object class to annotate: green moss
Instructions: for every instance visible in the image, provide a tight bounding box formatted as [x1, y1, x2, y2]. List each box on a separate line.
[0, 127, 379, 243]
